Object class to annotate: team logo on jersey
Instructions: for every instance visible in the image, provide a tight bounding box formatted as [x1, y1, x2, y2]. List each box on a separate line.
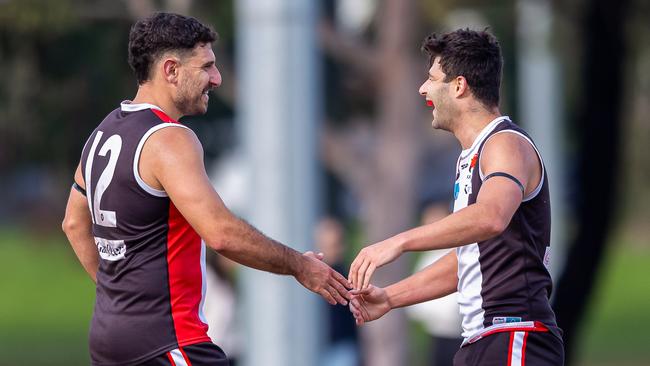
[95, 237, 126, 261]
[461, 163, 469, 170]
[454, 182, 460, 199]
[469, 153, 478, 172]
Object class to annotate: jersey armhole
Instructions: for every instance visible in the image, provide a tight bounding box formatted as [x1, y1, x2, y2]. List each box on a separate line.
[133, 123, 191, 197]
[478, 130, 545, 202]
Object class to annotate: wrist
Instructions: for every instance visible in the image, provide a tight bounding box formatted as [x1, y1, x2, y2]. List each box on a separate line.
[394, 232, 410, 253]
[384, 285, 398, 310]
[290, 250, 308, 278]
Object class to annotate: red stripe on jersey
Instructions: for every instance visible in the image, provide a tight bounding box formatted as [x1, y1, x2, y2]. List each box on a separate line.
[507, 332, 515, 366]
[167, 352, 177, 366]
[167, 202, 210, 347]
[180, 347, 193, 366]
[152, 109, 179, 123]
[468, 321, 549, 344]
[521, 332, 529, 365]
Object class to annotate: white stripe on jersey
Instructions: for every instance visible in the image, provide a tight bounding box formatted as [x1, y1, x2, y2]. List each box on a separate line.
[169, 348, 189, 366]
[509, 331, 526, 366]
[133, 123, 191, 197]
[198, 240, 208, 324]
[454, 116, 508, 340]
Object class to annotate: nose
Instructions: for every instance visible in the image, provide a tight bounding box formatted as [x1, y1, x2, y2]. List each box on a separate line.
[418, 80, 428, 96]
[210, 66, 222, 88]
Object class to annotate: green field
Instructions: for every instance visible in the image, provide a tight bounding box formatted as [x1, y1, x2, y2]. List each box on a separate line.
[0, 229, 94, 366]
[1, 229, 648, 365]
[575, 242, 650, 366]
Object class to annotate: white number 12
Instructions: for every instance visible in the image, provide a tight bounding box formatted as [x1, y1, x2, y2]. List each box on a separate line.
[84, 131, 122, 227]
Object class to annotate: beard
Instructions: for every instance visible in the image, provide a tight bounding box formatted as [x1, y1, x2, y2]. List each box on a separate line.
[430, 88, 460, 132]
[174, 80, 209, 117]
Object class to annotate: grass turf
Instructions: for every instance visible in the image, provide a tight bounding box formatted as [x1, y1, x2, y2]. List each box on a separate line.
[0, 229, 94, 366]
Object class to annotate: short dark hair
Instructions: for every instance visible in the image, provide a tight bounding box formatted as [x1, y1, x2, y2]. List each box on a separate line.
[128, 12, 218, 84]
[421, 29, 502, 108]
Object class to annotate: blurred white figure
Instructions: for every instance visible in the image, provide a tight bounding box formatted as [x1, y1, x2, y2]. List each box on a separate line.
[406, 202, 463, 365]
[316, 217, 361, 366]
[203, 254, 242, 365]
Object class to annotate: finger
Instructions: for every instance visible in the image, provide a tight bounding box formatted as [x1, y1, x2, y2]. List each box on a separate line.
[355, 259, 371, 290]
[316, 252, 325, 260]
[348, 255, 361, 283]
[362, 263, 377, 289]
[350, 285, 373, 296]
[348, 303, 363, 322]
[329, 278, 351, 301]
[328, 284, 348, 305]
[351, 258, 366, 289]
[319, 289, 337, 305]
[349, 300, 362, 314]
[331, 269, 353, 289]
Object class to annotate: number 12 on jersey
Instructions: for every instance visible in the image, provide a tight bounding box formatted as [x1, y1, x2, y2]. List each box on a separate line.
[84, 131, 122, 227]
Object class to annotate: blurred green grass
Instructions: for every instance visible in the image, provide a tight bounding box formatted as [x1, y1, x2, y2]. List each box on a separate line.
[575, 240, 650, 366]
[0, 228, 94, 366]
[1, 228, 648, 365]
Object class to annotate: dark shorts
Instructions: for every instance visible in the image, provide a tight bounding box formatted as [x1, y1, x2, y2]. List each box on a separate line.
[139, 343, 229, 366]
[453, 331, 564, 366]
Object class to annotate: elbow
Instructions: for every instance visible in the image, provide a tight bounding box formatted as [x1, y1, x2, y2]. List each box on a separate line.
[61, 216, 76, 236]
[204, 237, 226, 252]
[481, 216, 508, 239]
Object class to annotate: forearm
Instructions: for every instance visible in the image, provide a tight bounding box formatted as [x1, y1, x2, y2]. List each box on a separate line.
[62, 183, 98, 283]
[397, 202, 507, 252]
[208, 217, 304, 276]
[64, 225, 98, 283]
[385, 250, 458, 309]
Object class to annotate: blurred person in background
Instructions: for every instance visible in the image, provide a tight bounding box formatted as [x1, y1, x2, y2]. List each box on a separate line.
[347, 29, 564, 365]
[406, 201, 463, 366]
[315, 217, 361, 366]
[203, 252, 242, 366]
[61, 12, 351, 366]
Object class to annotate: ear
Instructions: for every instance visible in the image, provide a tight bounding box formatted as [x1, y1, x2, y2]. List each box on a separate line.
[162, 58, 181, 84]
[454, 76, 469, 97]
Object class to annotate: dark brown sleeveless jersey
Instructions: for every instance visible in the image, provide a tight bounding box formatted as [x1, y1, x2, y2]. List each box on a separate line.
[80, 102, 211, 366]
[453, 116, 561, 344]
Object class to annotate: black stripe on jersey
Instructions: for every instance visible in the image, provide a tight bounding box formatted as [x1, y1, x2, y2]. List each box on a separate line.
[72, 181, 87, 196]
[484, 172, 525, 195]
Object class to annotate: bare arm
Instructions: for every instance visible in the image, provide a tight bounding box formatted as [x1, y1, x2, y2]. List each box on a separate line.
[349, 132, 541, 288]
[62, 164, 98, 283]
[349, 250, 458, 325]
[142, 126, 351, 304]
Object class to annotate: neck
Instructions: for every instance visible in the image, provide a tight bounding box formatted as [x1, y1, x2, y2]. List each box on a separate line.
[131, 82, 183, 121]
[452, 106, 501, 150]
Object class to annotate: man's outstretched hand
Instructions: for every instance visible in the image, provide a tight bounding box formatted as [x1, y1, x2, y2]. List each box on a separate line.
[348, 285, 392, 325]
[348, 238, 403, 290]
[295, 251, 352, 305]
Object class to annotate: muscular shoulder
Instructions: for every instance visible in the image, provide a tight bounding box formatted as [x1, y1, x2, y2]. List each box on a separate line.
[139, 125, 205, 190]
[144, 124, 203, 160]
[481, 132, 537, 170]
[480, 131, 542, 194]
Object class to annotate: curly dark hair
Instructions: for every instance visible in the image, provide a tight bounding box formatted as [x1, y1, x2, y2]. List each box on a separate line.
[421, 29, 502, 108]
[128, 12, 218, 84]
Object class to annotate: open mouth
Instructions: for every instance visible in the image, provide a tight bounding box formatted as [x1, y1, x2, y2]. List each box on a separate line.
[426, 100, 435, 109]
